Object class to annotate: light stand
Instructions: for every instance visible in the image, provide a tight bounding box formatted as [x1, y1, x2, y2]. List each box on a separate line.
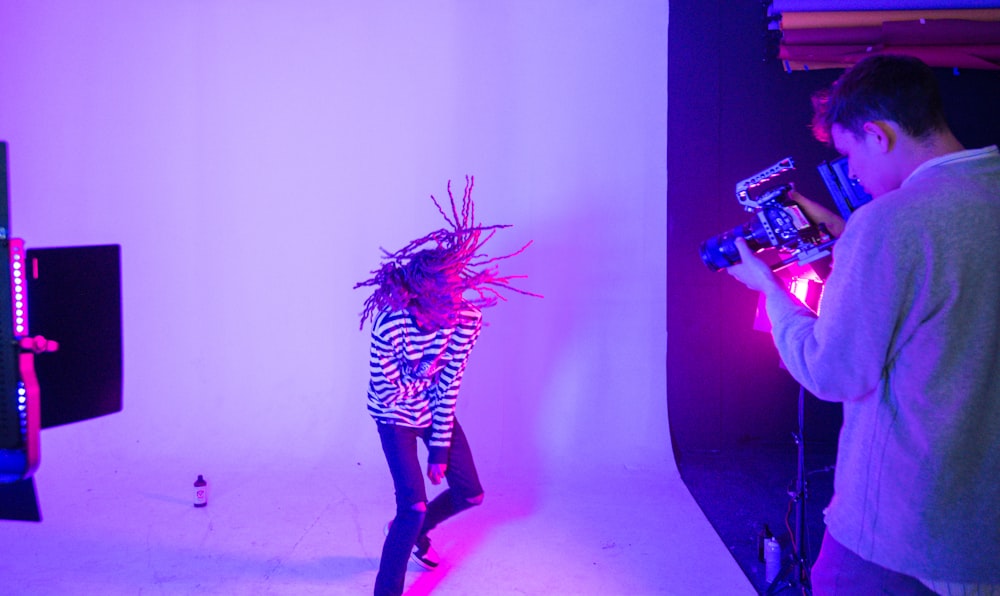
[765, 384, 811, 595]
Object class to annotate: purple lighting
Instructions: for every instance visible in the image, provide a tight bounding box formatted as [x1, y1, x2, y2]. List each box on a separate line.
[0, 2, 753, 594]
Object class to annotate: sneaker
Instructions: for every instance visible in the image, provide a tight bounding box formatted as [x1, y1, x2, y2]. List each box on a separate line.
[411, 535, 439, 570]
[383, 521, 440, 570]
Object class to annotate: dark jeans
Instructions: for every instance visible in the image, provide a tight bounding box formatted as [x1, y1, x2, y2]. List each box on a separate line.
[373, 418, 483, 596]
[811, 530, 937, 595]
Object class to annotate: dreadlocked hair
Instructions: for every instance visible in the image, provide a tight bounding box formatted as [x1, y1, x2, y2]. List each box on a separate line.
[355, 176, 540, 331]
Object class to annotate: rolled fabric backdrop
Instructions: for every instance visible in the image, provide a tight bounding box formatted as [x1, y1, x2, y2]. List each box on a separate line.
[781, 19, 1000, 46]
[781, 26, 882, 45]
[781, 60, 855, 71]
[780, 9, 1000, 29]
[779, 44, 1000, 69]
[883, 18, 1000, 44]
[773, 1, 1000, 12]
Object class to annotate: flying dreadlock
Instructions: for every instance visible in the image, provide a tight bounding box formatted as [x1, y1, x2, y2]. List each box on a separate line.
[354, 176, 539, 331]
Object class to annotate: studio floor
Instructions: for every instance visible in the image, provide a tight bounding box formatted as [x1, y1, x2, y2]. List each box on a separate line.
[1, 438, 754, 595]
[678, 439, 838, 595]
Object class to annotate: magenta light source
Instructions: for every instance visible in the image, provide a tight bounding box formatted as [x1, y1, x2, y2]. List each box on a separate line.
[10, 238, 26, 337]
[8, 240, 32, 461]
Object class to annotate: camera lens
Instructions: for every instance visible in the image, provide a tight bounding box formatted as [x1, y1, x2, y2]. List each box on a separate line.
[700, 218, 773, 271]
[700, 228, 741, 271]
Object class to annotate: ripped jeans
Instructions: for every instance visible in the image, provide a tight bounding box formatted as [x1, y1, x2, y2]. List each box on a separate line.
[373, 418, 483, 596]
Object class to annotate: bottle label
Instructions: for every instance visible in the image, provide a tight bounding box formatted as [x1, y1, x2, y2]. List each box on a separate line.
[194, 478, 208, 507]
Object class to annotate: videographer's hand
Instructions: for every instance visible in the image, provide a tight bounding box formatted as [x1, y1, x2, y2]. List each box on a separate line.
[789, 187, 845, 238]
[726, 238, 784, 295]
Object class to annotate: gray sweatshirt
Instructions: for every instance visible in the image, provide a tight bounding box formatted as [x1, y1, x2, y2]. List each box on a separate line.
[766, 146, 1000, 582]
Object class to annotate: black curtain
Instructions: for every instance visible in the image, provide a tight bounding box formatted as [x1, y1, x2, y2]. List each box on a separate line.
[666, 0, 1000, 455]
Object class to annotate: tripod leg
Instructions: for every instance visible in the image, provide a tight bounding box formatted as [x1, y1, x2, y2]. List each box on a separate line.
[766, 384, 814, 595]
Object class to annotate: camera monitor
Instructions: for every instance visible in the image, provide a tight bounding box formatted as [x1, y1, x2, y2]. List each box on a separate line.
[817, 156, 873, 220]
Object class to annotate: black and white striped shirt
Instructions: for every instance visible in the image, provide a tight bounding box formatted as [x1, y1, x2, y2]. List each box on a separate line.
[366, 305, 482, 462]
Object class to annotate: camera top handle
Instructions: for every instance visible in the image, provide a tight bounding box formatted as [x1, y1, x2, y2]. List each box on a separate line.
[736, 157, 795, 211]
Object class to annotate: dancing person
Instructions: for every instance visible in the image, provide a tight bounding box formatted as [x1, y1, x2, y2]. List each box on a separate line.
[355, 177, 537, 596]
[726, 55, 1000, 594]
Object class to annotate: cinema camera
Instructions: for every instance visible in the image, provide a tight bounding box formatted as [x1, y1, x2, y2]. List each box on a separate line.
[699, 157, 837, 272]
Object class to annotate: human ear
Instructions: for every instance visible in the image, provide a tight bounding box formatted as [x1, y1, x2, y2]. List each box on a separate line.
[862, 121, 896, 153]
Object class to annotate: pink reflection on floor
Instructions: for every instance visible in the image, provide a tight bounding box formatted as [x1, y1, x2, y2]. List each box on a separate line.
[2, 438, 753, 595]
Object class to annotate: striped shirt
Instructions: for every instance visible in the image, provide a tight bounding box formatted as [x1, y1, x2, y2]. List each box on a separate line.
[366, 305, 482, 463]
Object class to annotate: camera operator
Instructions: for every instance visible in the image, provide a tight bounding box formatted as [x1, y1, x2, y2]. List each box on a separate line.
[726, 54, 1000, 595]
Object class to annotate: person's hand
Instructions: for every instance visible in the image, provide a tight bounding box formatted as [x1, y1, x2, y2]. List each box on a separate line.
[428, 462, 447, 485]
[726, 237, 783, 295]
[789, 187, 845, 238]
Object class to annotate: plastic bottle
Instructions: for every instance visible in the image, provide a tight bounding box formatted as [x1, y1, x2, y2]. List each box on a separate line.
[757, 524, 773, 562]
[193, 474, 208, 508]
[764, 536, 781, 583]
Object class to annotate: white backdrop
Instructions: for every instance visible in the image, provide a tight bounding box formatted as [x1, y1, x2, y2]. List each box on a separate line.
[0, 1, 669, 494]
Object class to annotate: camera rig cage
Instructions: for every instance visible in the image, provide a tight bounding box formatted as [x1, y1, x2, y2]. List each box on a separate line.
[730, 157, 835, 270]
[735, 156, 796, 210]
[701, 157, 834, 271]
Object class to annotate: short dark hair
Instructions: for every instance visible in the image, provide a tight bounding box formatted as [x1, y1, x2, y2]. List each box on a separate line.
[811, 54, 949, 144]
